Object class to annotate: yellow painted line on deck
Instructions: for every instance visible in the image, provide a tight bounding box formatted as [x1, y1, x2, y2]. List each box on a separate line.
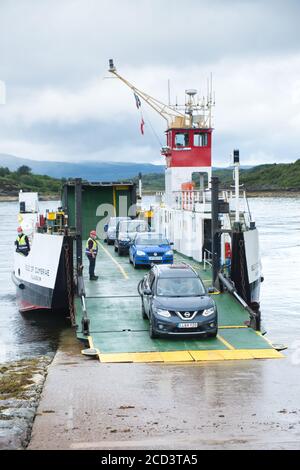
[81, 335, 101, 358]
[97, 348, 284, 363]
[88, 335, 95, 349]
[219, 325, 248, 329]
[98, 243, 129, 280]
[255, 330, 276, 348]
[216, 334, 235, 350]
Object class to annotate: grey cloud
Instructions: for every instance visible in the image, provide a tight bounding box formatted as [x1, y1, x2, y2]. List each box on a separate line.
[1, 0, 300, 87]
[1, 0, 300, 166]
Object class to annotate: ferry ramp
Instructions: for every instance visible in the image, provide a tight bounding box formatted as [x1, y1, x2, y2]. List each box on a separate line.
[75, 241, 283, 363]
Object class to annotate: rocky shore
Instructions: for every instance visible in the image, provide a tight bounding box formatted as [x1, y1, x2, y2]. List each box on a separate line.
[0, 355, 53, 450]
[0, 194, 60, 202]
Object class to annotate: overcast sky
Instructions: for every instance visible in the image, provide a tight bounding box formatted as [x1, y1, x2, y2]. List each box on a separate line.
[0, 0, 300, 167]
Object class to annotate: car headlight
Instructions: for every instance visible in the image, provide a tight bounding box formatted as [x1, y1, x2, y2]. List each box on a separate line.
[165, 250, 173, 256]
[154, 308, 171, 318]
[136, 250, 146, 256]
[202, 307, 215, 317]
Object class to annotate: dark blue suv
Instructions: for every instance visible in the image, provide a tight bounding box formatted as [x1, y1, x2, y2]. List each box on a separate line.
[139, 263, 218, 338]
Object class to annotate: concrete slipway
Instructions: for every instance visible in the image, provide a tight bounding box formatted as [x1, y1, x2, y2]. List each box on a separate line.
[28, 243, 300, 450]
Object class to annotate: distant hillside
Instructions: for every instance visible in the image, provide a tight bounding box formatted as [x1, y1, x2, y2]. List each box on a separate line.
[0, 154, 164, 181]
[0, 166, 61, 197]
[215, 160, 300, 191]
[133, 161, 300, 192]
[1, 154, 299, 197]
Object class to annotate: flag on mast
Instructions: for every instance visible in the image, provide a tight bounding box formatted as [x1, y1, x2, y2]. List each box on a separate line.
[134, 92, 141, 109]
[140, 118, 145, 135]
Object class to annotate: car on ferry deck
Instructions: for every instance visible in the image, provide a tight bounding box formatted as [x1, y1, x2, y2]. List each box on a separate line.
[140, 263, 218, 338]
[104, 216, 131, 245]
[114, 219, 150, 255]
[129, 232, 173, 268]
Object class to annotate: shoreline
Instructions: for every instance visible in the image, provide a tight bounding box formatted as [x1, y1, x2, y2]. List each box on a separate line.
[0, 195, 60, 202]
[142, 190, 300, 198]
[0, 355, 53, 450]
[0, 191, 299, 202]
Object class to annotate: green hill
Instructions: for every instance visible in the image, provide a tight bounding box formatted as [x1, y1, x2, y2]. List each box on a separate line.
[132, 160, 300, 192]
[238, 160, 300, 191]
[1, 160, 299, 198]
[0, 166, 62, 197]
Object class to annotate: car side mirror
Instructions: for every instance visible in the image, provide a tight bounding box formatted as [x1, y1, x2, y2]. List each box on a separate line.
[170, 242, 174, 246]
[143, 287, 152, 295]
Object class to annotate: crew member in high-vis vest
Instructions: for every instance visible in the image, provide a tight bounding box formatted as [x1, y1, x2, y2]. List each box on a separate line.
[15, 226, 30, 256]
[85, 230, 98, 280]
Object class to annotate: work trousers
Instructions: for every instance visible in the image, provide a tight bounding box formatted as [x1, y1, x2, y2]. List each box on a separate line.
[87, 254, 96, 277]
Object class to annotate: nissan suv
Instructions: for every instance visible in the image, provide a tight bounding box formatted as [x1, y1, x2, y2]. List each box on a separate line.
[139, 263, 218, 338]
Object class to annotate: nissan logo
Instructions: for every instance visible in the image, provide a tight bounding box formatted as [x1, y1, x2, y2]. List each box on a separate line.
[183, 312, 191, 318]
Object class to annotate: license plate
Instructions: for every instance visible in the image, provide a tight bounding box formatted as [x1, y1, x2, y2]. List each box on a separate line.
[178, 322, 198, 328]
[149, 256, 162, 261]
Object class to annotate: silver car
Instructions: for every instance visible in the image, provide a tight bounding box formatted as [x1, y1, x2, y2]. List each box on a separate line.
[105, 217, 131, 245]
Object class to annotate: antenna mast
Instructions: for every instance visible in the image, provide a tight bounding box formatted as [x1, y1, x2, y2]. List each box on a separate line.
[108, 59, 215, 129]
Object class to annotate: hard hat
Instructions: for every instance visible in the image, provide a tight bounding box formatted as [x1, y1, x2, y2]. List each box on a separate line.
[17, 226, 23, 233]
[90, 230, 97, 237]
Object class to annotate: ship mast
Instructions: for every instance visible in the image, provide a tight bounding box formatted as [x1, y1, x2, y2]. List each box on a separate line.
[108, 59, 214, 129]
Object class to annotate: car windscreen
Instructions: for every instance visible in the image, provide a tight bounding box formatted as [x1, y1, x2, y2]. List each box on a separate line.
[156, 277, 206, 297]
[108, 218, 117, 228]
[110, 217, 129, 228]
[119, 221, 148, 233]
[135, 236, 169, 246]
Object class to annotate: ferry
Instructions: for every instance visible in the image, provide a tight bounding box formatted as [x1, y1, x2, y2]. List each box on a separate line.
[11, 61, 283, 363]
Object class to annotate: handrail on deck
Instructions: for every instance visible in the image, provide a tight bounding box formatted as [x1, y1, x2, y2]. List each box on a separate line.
[173, 189, 211, 211]
[203, 249, 213, 271]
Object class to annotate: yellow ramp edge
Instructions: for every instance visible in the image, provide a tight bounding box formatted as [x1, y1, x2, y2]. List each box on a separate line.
[130, 352, 164, 363]
[250, 349, 284, 359]
[99, 353, 134, 363]
[219, 349, 254, 360]
[160, 351, 194, 362]
[189, 350, 225, 361]
[97, 348, 284, 363]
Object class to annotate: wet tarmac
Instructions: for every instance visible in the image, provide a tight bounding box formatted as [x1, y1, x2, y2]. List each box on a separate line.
[28, 330, 300, 450]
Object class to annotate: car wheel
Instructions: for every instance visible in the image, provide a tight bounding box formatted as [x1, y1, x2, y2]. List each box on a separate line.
[118, 248, 123, 256]
[141, 301, 147, 319]
[114, 245, 118, 252]
[107, 239, 113, 246]
[149, 316, 157, 339]
[133, 260, 139, 269]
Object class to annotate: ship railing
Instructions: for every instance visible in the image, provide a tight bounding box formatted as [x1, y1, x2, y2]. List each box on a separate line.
[154, 191, 165, 205]
[173, 190, 211, 212]
[203, 249, 213, 271]
[77, 274, 90, 336]
[222, 189, 252, 229]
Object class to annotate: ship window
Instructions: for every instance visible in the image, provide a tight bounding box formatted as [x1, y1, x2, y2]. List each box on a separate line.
[193, 133, 208, 147]
[175, 132, 189, 147]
